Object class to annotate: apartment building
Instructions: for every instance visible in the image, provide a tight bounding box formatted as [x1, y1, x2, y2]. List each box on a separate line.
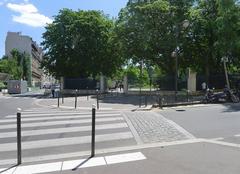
[5, 32, 43, 86]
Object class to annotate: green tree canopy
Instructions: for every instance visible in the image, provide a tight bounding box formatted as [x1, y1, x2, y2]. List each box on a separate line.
[0, 49, 31, 82]
[41, 9, 124, 79]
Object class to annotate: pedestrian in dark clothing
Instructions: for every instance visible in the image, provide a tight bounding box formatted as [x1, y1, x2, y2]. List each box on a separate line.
[51, 85, 55, 98]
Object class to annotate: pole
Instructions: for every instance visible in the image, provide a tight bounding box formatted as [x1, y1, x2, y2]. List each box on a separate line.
[145, 95, 147, 107]
[87, 87, 89, 101]
[175, 56, 178, 102]
[62, 90, 64, 104]
[57, 91, 60, 108]
[75, 89, 78, 109]
[223, 60, 230, 89]
[91, 104, 96, 157]
[96, 90, 99, 110]
[17, 108, 22, 165]
[139, 60, 143, 108]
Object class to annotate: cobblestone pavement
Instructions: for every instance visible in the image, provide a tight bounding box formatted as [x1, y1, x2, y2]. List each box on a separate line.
[124, 111, 195, 144]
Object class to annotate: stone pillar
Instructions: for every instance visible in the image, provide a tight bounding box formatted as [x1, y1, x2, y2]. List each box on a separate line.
[60, 77, 64, 90]
[100, 75, 107, 93]
[123, 76, 128, 94]
[187, 68, 197, 92]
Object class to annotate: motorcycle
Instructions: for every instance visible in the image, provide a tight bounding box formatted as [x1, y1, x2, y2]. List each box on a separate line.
[203, 88, 240, 103]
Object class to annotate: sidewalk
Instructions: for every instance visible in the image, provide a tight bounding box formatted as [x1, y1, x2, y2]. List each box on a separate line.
[35, 96, 140, 110]
[1, 140, 240, 174]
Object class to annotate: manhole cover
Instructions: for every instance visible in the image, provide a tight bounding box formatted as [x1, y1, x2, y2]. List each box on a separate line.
[176, 109, 186, 112]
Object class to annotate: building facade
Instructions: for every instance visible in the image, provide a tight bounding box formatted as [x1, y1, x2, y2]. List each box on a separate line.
[5, 32, 43, 86]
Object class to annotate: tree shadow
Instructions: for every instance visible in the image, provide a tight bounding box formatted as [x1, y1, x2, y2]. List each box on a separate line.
[221, 103, 240, 113]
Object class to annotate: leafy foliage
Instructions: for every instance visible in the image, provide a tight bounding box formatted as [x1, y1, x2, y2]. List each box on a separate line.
[117, 0, 240, 81]
[41, 9, 124, 78]
[0, 49, 31, 82]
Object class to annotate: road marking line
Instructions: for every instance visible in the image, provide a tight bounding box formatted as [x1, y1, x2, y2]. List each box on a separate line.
[210, 137, 224, 141]
[203, 139, 240, 148]
[1, 114, 122, 123]
[51, 105, 113, 110]
[0, 123, 128, 138]
[6, 112, 120, 118]
[21, 110, 120, 114]
[0, 132, 133, 152]
[105, 152, 146, 164]
[0, 139, 201, 166]
[0, 117, 124, 129]
[14, 162, 62, 174]
[234, 134, 240, 137]
[0, 152, 146, 174]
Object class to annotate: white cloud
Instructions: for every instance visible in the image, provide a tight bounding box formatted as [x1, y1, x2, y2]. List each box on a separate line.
[6, 2, 53, 27]
[0, 2, 4, 6]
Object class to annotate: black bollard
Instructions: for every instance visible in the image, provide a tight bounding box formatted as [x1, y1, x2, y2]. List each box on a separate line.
[145, 95, 147, 107]
[62, 91, 64, 104]
[17, 108, 22, 165]
[91, 104, 96, 157]
[139, 96, 142, 108]
[57, 91, 60, 108]
[75, 89, 78, 109]
[87, 87, 89, 101]
[96, 90, 99, 110]
[159, 96, 163, 109]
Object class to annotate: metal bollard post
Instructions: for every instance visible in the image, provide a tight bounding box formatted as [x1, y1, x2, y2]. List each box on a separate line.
[87, 87, 89, 101]
[57, 91, 60, 108]
[62, 91, 64, 104]
[145, 95, 147, 107]
[75, 89, 78, 109]
[96, 90, 99, 110]
[91, 104, 96, 157]
[139, 95, 142, 108]
[17, 108, 22, 165]
[159, 96, 162, 109]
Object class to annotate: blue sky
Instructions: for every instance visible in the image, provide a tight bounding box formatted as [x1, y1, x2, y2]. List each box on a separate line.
[0, 0, 128, 58]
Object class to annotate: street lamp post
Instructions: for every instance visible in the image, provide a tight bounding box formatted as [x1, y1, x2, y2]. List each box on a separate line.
[172, 20, 190, 102]
[171, 50, 178, 101]
[221, 56, 230, 89]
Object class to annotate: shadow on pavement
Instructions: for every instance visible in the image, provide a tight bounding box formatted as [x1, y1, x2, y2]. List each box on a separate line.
[0, 164, 18, 174]
[72, 156, 92, 171]
[221, 103, 240, 113]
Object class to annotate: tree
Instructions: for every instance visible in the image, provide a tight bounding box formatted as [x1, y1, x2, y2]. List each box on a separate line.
[0, 49, 31, 83]
[116, 0, 195, 75]
[42, 9, 124, 79]
[0, 55, 22, 80]
[181, 0, 240, 82]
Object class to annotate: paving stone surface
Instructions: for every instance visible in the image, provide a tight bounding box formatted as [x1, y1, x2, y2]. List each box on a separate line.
[125, 111, 193, 143]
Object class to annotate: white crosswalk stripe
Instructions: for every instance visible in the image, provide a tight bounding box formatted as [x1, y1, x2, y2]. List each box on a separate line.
[0, 117, 124, 129]
[0, 123, 128, 138]
[0, 113, 122, 123]
[0, 108, 136, 168]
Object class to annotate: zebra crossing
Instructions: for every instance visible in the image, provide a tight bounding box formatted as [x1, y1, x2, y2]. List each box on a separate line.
[0, 96, 29, 100]
[0, 108, 137, 168]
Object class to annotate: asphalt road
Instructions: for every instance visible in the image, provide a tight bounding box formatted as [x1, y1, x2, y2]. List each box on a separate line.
[0, 96, 36, 118]
[1, 99, 240, 174]
[160, 103, 240, 142]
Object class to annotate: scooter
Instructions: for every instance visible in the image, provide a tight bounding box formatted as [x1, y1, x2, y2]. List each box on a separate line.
[203, 88, 239, 103]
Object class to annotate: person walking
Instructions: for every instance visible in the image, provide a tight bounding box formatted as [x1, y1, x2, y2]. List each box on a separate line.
[51, 85, 55, 98]
[201, 82, 207, 93]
